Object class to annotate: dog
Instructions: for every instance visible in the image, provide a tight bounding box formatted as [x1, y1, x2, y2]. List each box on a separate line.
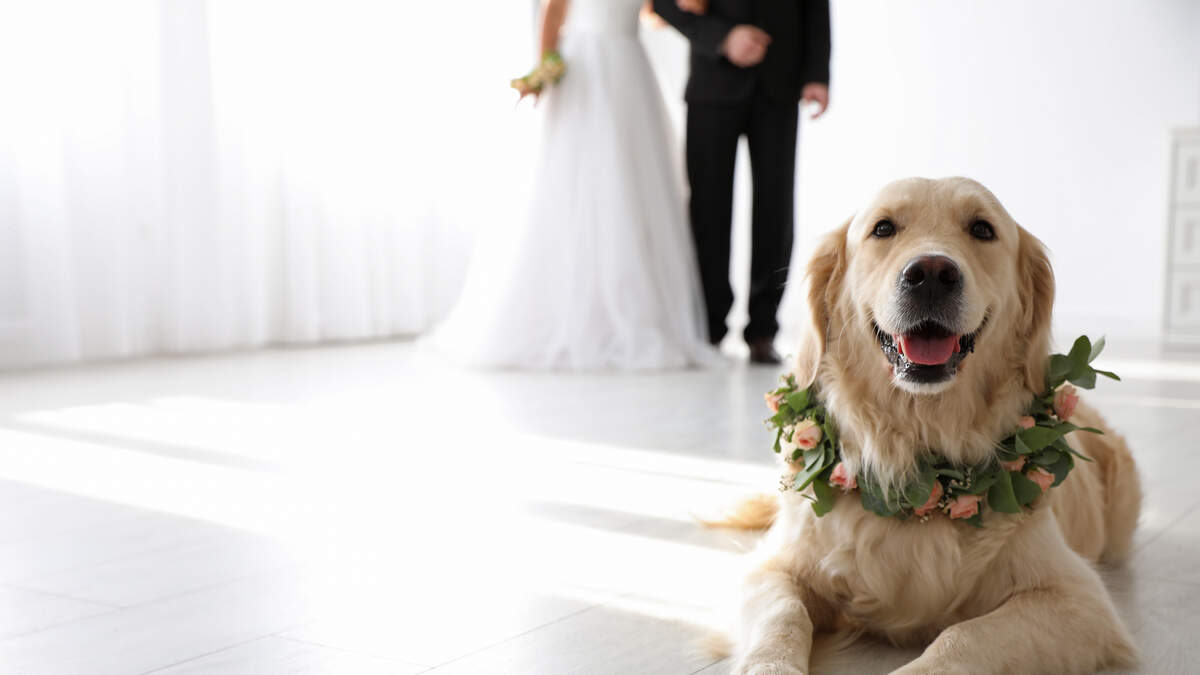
[728, 177, 1141, 674]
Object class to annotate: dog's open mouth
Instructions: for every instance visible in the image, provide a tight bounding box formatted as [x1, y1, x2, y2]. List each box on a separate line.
[873, 317, 986, 385]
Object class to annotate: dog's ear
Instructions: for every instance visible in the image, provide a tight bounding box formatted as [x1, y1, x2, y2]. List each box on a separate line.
[1016, 226, 1055, 393]
[793, 220, 850, 388]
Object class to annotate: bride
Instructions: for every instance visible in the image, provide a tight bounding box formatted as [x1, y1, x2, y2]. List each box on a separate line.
[424, 0, 716, 371]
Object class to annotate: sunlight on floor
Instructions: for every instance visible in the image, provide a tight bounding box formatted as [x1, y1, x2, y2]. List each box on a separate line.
[0, 393, 773, 636]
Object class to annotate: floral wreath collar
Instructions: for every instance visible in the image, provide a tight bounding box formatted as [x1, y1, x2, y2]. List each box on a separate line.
[764, 335, 1120, 527]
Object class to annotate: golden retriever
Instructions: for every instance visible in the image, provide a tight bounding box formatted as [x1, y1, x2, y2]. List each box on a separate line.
[728, 177, 1141, 674]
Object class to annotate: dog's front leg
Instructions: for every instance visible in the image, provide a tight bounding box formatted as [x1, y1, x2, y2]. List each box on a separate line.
[890, 573, 1136, 675]
[733, 565, 820, 675]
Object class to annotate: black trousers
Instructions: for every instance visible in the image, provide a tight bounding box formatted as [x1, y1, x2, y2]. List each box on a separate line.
[686, 92, 798, 345]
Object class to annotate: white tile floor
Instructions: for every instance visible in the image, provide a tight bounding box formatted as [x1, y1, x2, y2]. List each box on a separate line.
[0, 338, 1198, 674]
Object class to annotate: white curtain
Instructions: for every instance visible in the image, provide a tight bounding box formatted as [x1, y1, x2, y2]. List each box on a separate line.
[0, 1, 536, 369]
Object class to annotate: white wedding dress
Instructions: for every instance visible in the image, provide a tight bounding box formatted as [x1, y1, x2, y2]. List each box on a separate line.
[424, 0, 715, 370]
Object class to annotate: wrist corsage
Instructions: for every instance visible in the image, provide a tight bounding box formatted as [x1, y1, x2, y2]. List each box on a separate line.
[511, 51, 567, 96]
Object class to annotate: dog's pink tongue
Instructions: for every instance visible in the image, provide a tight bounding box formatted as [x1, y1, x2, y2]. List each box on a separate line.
[899, 334, 961, 365]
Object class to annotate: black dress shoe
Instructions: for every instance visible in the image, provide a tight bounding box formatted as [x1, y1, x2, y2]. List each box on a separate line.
[748, 338, 781, 365]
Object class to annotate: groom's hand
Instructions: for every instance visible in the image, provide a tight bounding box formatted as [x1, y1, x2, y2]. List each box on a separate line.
[721, 25, 770, 68]
[801, 83, 829, 119]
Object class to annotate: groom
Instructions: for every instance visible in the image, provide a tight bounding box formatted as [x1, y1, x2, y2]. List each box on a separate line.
[653, 0, 831, 364]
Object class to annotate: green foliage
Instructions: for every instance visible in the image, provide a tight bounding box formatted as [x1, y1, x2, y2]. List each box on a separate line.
[902, 459, 938, 510]
[1046, 334, 1120, 391]
[1010, 471, 1043, 506]
[987, 469, 1021, 514]
[1046, 443, 1076, 485]
[792, 451, 830, 492]
[811, 474, 836, 516]
[1017, 425, 1066, 452]
[860, 477, 901, 517]
[787, 389, 809, 413]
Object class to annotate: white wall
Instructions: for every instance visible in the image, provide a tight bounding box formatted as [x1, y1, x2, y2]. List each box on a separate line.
[647, 0, 1200, 344]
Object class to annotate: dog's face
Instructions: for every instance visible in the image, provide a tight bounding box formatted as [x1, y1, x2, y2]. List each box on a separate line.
[796, 177, 1054, 399]
[847, 179, 1022, 393]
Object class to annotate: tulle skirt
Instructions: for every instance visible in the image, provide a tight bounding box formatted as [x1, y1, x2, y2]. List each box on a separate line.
[423, 29, 715, 371]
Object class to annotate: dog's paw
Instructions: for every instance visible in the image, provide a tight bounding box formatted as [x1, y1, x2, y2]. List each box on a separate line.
[736, 662, 806, 675]
[888, 661, 969, 675]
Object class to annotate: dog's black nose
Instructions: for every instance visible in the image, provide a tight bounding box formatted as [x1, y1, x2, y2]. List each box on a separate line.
[900, 255, 962, 303]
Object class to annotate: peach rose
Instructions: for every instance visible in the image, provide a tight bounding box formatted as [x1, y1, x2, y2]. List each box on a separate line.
[765, 392, 784, 413]
[1029, 467, 1055, 492]
[999, 456, 1026, 472]
[1053, 385, 1079, 421]
[1018, 416, 1036, 430]
[914, 480, 944, 517]
[948, 494, 983, 520]
[792, 419, 823, 449]
[830, 462, 857, 491]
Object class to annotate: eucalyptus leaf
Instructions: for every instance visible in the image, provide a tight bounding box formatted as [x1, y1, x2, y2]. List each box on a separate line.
[1068, 368, 1097, 390]
[811, 477, 836, 516]
[1018, 426, 1064, 451]
[1094, 369, 1120, 381]
[966, 468, 1000, 495]
[1067, 335, 1092, 370]
[1048, 451, 1074, 486]
[902, 463, 937, 509]
[987, 469, 1021, 514]
[1014, 433, 1033, 456]
[1030, 448, 1060, 466]
[860, 479, 900, 517]
[1046, 354, 1072, 389]
[803, 446, 823, 471]
[1010, 471, 1043, 506]
[1053, 437, 1093, 462]
[793, 459, 826, 491]
[787, 389, 810, 412]
[1088, 335, 1106, 363]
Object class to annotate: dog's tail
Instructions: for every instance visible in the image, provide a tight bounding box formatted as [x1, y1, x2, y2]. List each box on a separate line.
[697, 492, 779, 531]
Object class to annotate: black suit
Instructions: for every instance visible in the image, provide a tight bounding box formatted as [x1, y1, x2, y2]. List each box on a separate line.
[653, 0, 830, 344]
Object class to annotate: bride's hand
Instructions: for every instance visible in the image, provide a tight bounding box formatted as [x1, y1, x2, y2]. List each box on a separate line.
[511, 77, 541, 104]
[677, 0, 707, 14]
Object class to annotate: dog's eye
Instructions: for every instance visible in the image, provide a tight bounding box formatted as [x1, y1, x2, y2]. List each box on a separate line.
[969, 220, 996, 241]
[872, 220, 896, 238]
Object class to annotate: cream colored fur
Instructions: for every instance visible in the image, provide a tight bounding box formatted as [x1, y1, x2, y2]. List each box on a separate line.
[729, 178, 1141, 675]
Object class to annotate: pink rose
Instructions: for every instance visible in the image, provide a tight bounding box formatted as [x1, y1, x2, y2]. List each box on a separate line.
[792, 419, 823, 449]
[1053, 385, 1079, 421]
[914, 480, 944, 517]
[1018, 416, 1036, 429]
[948, 494, 983, 520]
[1029, 467, 1055, 492]
[765, 392, 784, 413]
[830, 462, 857, 491]
[999, 456, 1026, 472]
